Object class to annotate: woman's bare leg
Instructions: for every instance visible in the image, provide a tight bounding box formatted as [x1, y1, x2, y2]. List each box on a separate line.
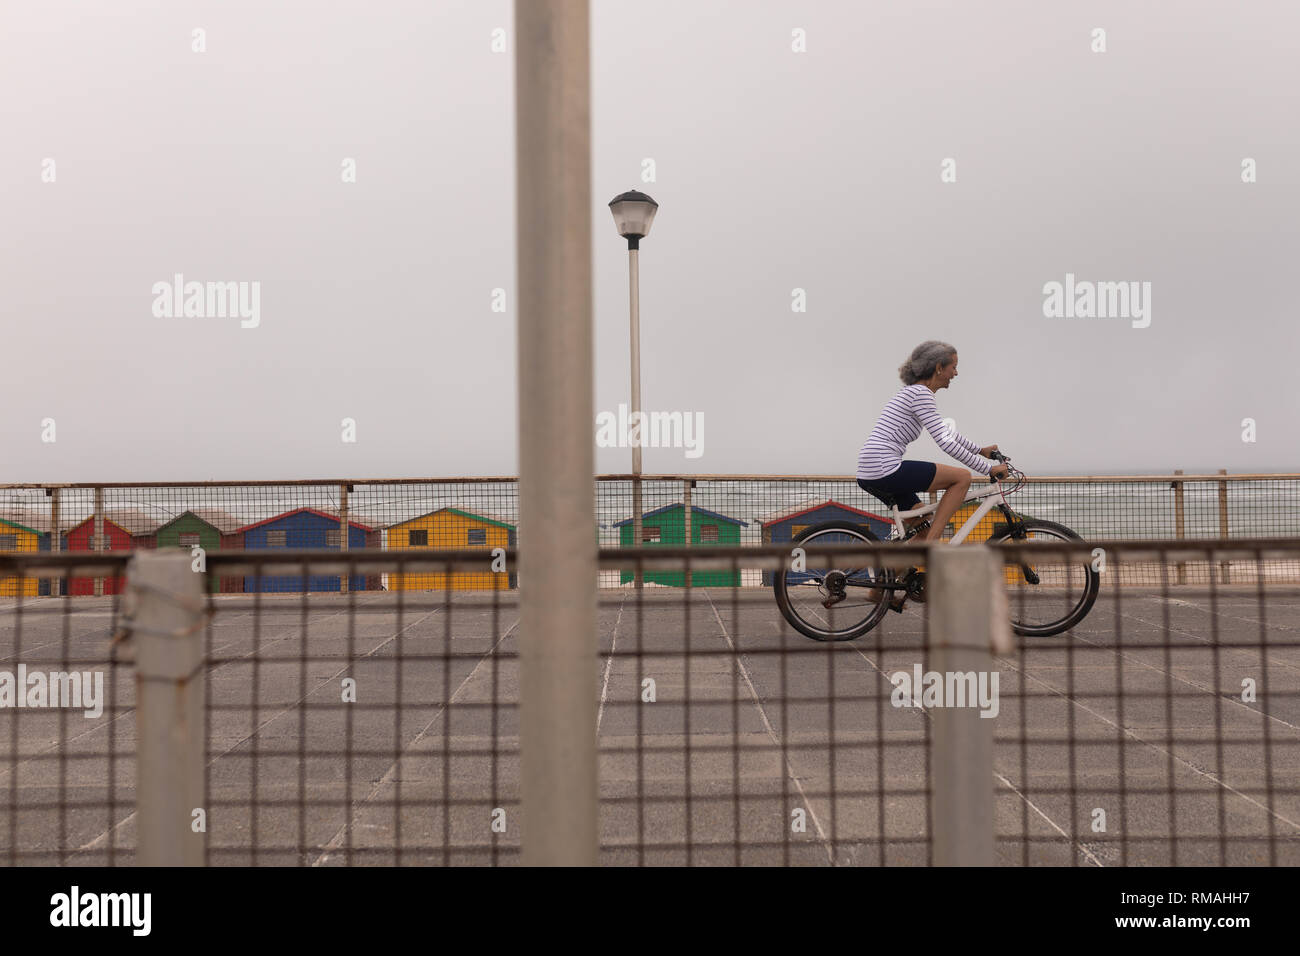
[867, 485, 950, 608]
[868, 509, 930, 607]
[921, 465, 972, 543]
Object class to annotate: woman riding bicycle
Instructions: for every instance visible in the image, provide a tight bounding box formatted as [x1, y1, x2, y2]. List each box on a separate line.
[857, 340, 1010, 543]
[773, 346, 1098, 638]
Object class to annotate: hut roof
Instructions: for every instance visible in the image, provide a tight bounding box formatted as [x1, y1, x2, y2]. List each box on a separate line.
[383, 507, 515, 532]
[235, 507, 374, 534]
[757, 498, 888, 528]
[62, 509, 162, 536]
[156, 508, 245, 535]
[612, 503, 747, 528]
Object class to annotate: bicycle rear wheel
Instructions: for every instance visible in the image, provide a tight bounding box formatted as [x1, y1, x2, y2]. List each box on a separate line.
[772, 521, 895, 641]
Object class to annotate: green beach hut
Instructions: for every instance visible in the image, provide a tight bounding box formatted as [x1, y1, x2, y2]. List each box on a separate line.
[615, 504, 746, 587]
[154, 509, 243, 593]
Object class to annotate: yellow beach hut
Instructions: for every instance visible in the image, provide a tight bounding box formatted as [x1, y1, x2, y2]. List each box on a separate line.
[0, 517, 47, 597]
[945, 500, 1025, 584]
[943, 501, 1003, 543]
[385, 508, 517, 591]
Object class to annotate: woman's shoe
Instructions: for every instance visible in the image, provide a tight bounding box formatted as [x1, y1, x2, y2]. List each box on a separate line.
[868, 588, 909, 612]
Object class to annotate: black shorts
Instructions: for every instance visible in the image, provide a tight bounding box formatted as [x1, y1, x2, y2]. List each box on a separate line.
[857, 460, 937, 511]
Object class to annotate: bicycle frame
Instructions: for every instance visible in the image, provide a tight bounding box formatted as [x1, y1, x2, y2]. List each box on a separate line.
[882, 480, 1015, 543]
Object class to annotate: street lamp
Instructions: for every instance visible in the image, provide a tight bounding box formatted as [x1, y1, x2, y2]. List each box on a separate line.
[609, 190, 659, 247]
[609, 190, 658, 586]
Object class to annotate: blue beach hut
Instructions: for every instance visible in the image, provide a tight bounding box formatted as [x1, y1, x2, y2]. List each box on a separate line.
[759, 499, 892, 586]
[237, 508, 375, 592]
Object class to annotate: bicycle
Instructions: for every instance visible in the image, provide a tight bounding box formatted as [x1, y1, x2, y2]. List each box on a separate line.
[772, 452, 1100, 641]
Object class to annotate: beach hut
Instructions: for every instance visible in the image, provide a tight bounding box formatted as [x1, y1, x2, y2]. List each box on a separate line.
[155, 509, 244, 593]
[759, 499, 892, 586]
[1, 512, 62, 595]
[237, 509, 377, 593]
[0, 517, 48, 597]
[944, 501, 1003, 542]
[61, 511, 159, 595]
[942, 500, 1026, 584]
[614, 504, 746, 587]
[385, 508, 516, 591]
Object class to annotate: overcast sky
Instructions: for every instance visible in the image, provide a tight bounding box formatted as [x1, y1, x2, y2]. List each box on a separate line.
[3, 0, 1297, 482]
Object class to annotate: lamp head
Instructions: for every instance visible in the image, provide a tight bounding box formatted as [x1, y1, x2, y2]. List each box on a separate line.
[609, 190, 659, 247]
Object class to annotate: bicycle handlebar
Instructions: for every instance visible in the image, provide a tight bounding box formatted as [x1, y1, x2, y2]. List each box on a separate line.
[987, 449, 1022, 486]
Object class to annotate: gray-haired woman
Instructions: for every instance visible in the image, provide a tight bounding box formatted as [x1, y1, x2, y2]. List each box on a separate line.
[857, 339, 1008, 550]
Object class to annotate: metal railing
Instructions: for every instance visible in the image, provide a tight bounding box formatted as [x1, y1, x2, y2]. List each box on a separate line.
[3, 473, 1299, 596]
[2, 538, 1297, 865]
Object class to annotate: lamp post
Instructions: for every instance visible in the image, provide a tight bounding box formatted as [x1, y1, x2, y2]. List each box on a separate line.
[608, 190, 659, 588]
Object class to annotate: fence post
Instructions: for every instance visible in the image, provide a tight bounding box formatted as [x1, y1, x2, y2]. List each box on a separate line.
[339, 483, 349, 594]
[632, 477, 644, 588]
[929, 545, 1004, 866]
[682, 479, 692, 547]
[131, 550, 205, 866]
[682, 479, 693, 587]
[515, 0, 598, 866]
[1217, 469, 1230, 584]
[49, 487, 61, 597]
[93, 486, 104, 597]
[1173, 470, 1186, 585]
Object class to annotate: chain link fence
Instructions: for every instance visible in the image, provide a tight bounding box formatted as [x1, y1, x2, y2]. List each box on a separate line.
[2, 538, 1297, 865]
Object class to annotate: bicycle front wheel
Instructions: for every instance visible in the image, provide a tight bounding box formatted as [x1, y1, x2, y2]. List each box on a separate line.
[772, 521, 895, 642]
[988, 518, 1100, 637]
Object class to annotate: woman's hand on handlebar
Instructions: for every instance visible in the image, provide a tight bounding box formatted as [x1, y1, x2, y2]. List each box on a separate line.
[982, 445, 1010, 477]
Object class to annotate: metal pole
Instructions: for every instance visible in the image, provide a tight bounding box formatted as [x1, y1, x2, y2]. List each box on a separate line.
[93, 486, 104, 597]
[629, 246, 643, 588]
[929, 545, 1001, 866]
[682, 479, 692, 587]
[1173, 469, 1186, 585]
[49, 488, 61, 597]
[515, 0, 597, 866]
[132, 550, 205, 866]
[682, 479, 692, 547]
[339, 483, 349, 594]
[1217, 468, 1230, 584]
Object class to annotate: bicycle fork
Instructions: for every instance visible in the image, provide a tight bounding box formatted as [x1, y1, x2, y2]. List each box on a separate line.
[996, 504, 1041, 585]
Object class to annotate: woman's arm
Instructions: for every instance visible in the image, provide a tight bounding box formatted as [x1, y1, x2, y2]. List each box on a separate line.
[911, 389, 991, 474]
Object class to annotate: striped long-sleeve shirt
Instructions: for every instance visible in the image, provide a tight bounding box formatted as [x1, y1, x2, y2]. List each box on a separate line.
[856, 384, 991, 480]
